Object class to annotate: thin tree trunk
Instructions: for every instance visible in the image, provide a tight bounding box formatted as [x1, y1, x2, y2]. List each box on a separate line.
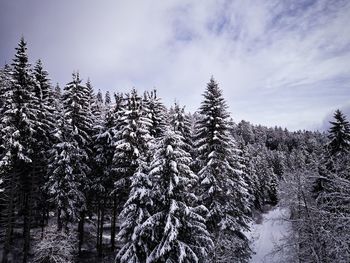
[111, 194, 117, 251]
[57, 208, 62, 231]
[98, 200, 105, 257]
[41, 206, 45, 239]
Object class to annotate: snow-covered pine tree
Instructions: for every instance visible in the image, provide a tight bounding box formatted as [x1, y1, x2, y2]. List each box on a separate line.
[32, 59, 56, 231]
[169, 102, 193, 153]
[113, 89, 152, 194]
[112, 89, 152, 249]
[105, 90, 111, 106]
[115, 164, 153, 263]
[314, 110, 350, 197]
[0, 37, 42, 262]
[236, 143, 257, 212]
[93, 89, 104, 116]
[327, 109, 350, 156]
[62, 72, 93, 252]
[236, 120, 255, 145]
[0, 64, 14, 252]
[47, 95, 87, 233]
[252, 147, 278, 208]
[97, 89, 103, 104]
[143, 89, 167, 139]
[63, 72, 93, 149]
[92, 91, 121, 255]
[194, 77, 251, 262]
[54, 82, 61, 98]
[109, 92, 126, 249]
[309, 111, 350, 261]
[0, 64, 12, 158]
[144, 130, 213, 263]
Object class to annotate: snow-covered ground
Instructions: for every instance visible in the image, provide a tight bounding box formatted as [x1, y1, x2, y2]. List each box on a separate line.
[247, 206, 291, 263]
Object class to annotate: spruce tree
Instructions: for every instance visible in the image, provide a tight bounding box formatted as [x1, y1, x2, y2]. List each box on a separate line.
[327, 109, 350, 156]
[112, 89, 151, 249]
[113, 89, 151, 194]
[0, 64, 16, 262]
[32, 59, 56, 230]
[314, 110, 350, 196]
[105, 90, 111, 106]
[47, 111, 87, 233]
[0, 37, 41, 262]
[93, 89, 104, 116]
[145, 130, 213, 263]
[143, 89, 167, 138]
[92, 92, 120, 255]
[115, 165, 153, 263]
[109, 92, 126, 249]
[62, 72, 92, 252]
[63, 73, 93, 148]
[169, 102, 193, 153]
[194, 77, 251, 262]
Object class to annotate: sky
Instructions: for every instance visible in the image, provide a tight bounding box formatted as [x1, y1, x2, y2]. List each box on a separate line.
[1, 0, 350, 131]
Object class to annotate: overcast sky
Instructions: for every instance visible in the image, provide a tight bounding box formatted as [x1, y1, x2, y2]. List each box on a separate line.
[1, 0, 350, 131]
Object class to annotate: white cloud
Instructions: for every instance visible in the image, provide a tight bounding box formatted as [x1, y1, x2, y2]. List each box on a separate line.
[1, 0, 350, 130]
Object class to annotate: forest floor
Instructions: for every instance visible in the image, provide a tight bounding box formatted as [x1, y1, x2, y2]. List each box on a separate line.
[247, 205, 292, 263]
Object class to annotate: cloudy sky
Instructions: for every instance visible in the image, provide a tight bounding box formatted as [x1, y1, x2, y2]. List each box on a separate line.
[1, 0, 350, 130]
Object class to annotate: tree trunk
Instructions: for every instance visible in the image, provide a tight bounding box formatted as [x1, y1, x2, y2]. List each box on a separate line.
[98, 200, 105, 257]
[111, 194, 117, 251]
[57, 208, 62, 231]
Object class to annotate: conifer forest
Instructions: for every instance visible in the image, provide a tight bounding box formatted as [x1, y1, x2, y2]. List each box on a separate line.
[0, 38, 349, 263]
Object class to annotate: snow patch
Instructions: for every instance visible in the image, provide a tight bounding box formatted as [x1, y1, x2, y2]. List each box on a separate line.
[246, 206, 291, 263]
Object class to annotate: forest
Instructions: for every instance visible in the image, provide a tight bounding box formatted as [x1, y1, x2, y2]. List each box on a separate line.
[0, 38, 349, 263]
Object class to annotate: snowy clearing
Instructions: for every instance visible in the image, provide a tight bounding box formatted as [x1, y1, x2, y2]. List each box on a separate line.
[247, 206, 291, 263]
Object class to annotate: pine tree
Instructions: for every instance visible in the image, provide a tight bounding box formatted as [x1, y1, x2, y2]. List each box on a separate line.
[63, 73, 93, 148]
[94, 89, 104, 116]
[314, 110, 350, 197]
[0, 64, 15, 260]
[113, 89, 151, 192]
[143, 89, 167, 138]
[109, 92, 126, 249]
[169, 102, 193, 153]
[61, 72, 92, 252]
[0, 37, 41, 262]
[194, 77, 251, 262]
[0, 64, 12, 158]
[144, 130, 213, 263]
[115, 164, 153, 263]
[327, 109, 350, 156]
[54, 82, 61, 98]
[46, 108, 87, 233]
[105, 90, 111, 106]
[32, 59, 56, 231]
[253, 148, 278, 207]
[92, 92, 119, 255]
[112, 89, 151, 249]
[237, 144, 257, 212]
